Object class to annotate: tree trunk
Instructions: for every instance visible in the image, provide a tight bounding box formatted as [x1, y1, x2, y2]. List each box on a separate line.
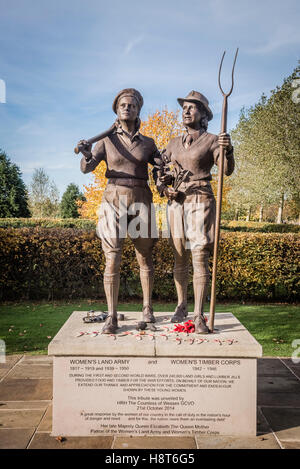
[234, 208, 239, 221]
[259, 205, 263, 222]
[246, 207, 251, 222]
[276, 193, 284, 224]
[298, 213, 300, 226]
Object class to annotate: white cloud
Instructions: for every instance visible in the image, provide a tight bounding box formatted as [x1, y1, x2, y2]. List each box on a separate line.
[124, 35, 145, 55]
[247, 25, 300, 54]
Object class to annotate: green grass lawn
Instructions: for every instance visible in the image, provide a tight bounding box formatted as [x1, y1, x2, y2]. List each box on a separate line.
[0, 300, 299, 357]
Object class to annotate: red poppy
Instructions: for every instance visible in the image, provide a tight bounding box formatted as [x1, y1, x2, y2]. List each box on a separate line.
[174, 319, 195, 334]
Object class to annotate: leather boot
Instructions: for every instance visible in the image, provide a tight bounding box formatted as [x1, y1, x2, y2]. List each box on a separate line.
[170, 304, 188, 323]
[102, 273, 119, 334]
[101, 315, 118, 334]
[142, 305, 156, 323]
[194, 314, 210, 334]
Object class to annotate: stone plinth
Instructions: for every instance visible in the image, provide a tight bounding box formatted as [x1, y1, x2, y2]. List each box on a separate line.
[48, 312, 262, 437]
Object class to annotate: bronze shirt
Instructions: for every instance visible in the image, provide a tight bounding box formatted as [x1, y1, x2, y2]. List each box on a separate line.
[80, 128, 161, 181]
[163, 131, 234, 180]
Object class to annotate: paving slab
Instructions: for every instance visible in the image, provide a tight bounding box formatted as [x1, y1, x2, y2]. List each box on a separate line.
[22, 355, 53, 363]
[0, 428, 35, 449]
[7, 363, 53, 379]
[257, 407, 272, 434]
[0, 378, 52, 401]
[257, 358, 294, 377]
[37, 404, 52, 432]
[281, 359, 300, 379]
[257, 376, 300, 393]
[261, 407, 300, 442]
[113, 436, 197, 449]
[258, 391, 300, 407]
[0, 355, 23, 380]
[195, 433, 280, 449]
[28, 432, 113, 449]
[0, 409, 45, 428]
[281, 441, 300, 449]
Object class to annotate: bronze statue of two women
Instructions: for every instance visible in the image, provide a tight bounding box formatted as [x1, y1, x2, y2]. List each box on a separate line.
[78, 88, 234, 334]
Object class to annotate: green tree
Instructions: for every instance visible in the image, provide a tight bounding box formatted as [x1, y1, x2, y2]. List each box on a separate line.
[60, 183, 85, 218]
[230, 63, 300, 223]
[0, 150, 30, 217]
[28, 168, 60, 218]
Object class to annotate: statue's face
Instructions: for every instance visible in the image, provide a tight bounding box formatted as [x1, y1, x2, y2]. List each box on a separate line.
[117, 96, 139, 122]
[182, 101, 203, 127]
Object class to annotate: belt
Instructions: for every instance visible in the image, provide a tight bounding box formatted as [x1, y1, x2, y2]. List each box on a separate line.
[187, 175, 211, 182]
[179, 179, 211, 188]
[108, 178, 148, 187]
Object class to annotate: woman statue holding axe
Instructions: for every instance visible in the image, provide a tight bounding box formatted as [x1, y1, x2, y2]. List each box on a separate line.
[160, 90, 235, 333]
[77, 88, 162, 334]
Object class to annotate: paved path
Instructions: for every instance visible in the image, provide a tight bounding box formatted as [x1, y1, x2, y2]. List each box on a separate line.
[0, 355, 299, 449]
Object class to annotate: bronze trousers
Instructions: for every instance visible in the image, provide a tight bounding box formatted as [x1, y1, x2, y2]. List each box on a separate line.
[167, 182, 216, 316]
[97, 183, 157, 316]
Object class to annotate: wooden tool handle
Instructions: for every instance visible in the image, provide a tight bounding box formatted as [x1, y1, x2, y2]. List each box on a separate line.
[74, 123, 116, 155]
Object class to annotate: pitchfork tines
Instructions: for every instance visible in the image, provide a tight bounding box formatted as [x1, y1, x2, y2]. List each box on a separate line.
[218, 48, 239, 97]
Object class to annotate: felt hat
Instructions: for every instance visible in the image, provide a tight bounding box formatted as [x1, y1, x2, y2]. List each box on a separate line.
[177, 90, 213, 121]
[112, 88, 144, 114]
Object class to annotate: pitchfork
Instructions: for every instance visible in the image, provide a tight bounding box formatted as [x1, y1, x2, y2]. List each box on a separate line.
[209, 48, 239, 333]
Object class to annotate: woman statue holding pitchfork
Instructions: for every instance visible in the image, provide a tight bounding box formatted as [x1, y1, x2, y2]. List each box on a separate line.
[159, 90, 235, 334]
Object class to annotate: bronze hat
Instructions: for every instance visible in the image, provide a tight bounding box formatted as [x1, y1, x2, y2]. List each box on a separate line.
[112, 88, 144, 114]
[177, 90, 213, 121]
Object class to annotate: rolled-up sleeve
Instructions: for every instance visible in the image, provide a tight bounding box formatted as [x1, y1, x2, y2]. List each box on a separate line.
[154, 144, 173, 196]
[80, 139, 106, 174]
[211, 135, 235, 176]
[148, 140, 165, 196]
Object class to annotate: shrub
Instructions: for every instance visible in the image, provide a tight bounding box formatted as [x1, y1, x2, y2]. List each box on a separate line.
[0, 218, 95, 230]
[221, 220, 300, 233]
[1, 217, 299, 233]
[0, 228, 298, 301]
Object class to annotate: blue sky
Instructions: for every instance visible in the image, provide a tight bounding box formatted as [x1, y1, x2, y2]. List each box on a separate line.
[0, 0, 299, 196]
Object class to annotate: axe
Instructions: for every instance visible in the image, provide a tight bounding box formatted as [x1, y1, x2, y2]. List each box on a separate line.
[74, 123, 116, 154]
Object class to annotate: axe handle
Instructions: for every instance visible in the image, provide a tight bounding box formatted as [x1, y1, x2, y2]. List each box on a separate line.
[74, 124, 116, 154]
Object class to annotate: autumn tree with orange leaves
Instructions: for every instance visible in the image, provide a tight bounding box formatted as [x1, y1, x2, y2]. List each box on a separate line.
[78, 108, 183, 219]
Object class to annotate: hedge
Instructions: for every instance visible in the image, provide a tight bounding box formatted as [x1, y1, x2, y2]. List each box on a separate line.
[221, 220, 300, 233]
[0, 218, 95, 230]
[0, 218, 299, 233]
[0, 228, 299, 302]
